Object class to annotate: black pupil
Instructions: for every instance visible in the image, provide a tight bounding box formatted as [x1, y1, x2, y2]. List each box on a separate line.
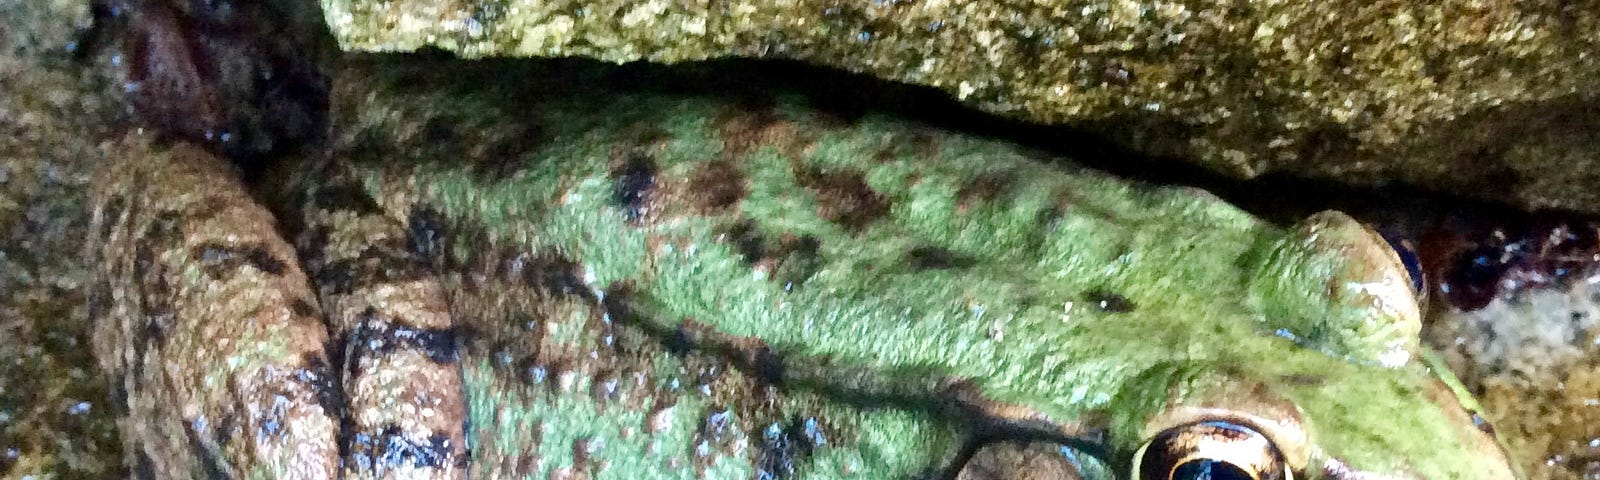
[1172, 459, 1252, 480]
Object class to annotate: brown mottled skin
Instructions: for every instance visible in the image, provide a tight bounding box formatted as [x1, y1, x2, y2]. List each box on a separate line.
[90, 135, 473, 479]
[298, 159, 471, 478]
[89, 136, 341, 478]
[87, 0, 475, 475]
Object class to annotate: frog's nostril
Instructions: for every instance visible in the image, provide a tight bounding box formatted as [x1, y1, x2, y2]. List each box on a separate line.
[1380, 230, 1427, 296]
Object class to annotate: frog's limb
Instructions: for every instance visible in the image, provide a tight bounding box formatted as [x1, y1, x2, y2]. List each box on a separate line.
[296, 161, 471, 478]
[88, 136, 340, 478]
[1244, 211, 1423, 367]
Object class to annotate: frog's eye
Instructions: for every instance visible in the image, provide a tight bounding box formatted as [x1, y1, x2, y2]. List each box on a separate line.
[1378, 231, 1426, 296]
[1132, 421, 1290, 480]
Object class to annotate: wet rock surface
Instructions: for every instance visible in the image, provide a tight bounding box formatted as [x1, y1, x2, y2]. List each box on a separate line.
[0, 0, 127, 477]
[324, 0, 1600, 214]
[1422, 222, 1600, 480]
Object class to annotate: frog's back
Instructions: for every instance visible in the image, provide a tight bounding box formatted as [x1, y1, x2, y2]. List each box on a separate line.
[336, 63, 1504, 479]
[366, 91, 1293, 399]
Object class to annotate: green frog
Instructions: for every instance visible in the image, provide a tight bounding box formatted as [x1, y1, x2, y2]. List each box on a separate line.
[86, 57, 1518, 479]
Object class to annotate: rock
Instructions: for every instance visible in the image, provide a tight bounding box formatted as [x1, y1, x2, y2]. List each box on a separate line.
[320, 0, 1600, 212]
[0, 0, 128, 476]
[1426, 282, 1600, 480]
[1422, 221, 1600, 480]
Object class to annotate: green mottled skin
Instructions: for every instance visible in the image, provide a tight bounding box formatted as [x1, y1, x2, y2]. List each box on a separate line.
[298, 58, 1516, 479]
[82, 56, 1518, 480]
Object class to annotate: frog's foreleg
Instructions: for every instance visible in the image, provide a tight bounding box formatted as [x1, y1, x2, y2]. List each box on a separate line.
[89, 136, 340, 478]
[296, 161, 470, 478]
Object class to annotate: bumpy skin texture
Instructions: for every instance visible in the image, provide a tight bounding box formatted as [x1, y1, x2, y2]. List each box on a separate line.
[89, 136, 341, 478]
[319, 0, 1600, 214]
[82, 55, 1516, 478]
[299, 153, 474, 479]
[307, 57, 1513, 479]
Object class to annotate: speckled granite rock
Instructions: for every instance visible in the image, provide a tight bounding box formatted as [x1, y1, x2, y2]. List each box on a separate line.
[322, 0, 1600, 213]
[1422, 222, 1600, 480]
[0, 0, 127, 477]
[1426, 284, 1600, 480]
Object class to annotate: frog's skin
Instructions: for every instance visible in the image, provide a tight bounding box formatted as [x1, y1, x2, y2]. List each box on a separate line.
[88, 56, 1518, 479]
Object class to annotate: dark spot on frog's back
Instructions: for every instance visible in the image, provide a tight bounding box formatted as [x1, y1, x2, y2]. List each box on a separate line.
[909, 246, 977, 270]
[758, 417, 829, 480]
[725, 220, 769, 265]
[611, 153, 658, 225]
[512, 251, 586, 297]
[715, 96, 786, 158]
[797, 168, 890, 232]
[688, 159, 748, 213]
[955, 173, 1014, 209]
[406, 205, 448, 263]
[317, 244, 430, 295]
[470, 121, 548, 181]
[719, 221, 823, 289]
[1085, 289, 1135, 313]
[290, 298, 318, 318]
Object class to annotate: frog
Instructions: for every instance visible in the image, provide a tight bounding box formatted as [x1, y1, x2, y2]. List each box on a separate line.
[84, 53, 1520, 480]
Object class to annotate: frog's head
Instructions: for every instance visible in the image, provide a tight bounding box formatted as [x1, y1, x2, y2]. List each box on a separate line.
[1117, 360, 1515, 480]
[1109, 211, 1517, 479]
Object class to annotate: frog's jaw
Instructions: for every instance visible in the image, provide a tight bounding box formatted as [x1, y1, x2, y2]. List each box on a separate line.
[1267, 368, 1515, 480]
